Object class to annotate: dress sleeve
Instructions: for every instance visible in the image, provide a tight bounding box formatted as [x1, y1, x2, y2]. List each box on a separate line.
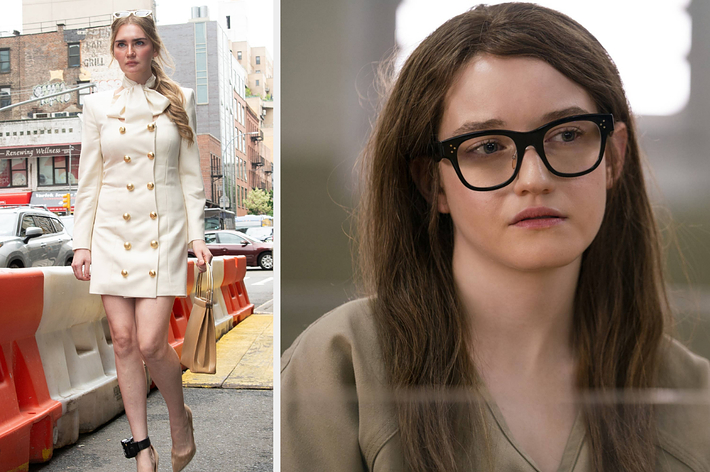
[72, 96, 103, 251]
[281, 315, 367, 471]
[179, 88, 206, 246]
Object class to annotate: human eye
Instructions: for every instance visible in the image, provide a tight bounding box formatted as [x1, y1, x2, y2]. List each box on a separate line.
[115, 41, 126, 48]
[461, 138, 508, 157]
[547, 126, 584, 144]
[135, 40, 145, 46]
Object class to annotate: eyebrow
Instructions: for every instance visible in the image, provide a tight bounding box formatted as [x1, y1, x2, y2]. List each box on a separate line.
[114, 37, 149, 43]
[449, 106, 592, 137]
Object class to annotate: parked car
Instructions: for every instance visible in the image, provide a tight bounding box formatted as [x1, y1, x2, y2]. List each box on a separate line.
[59, 215, 74, 237]
[245, 227, 273, 242]
[189, 230, 273, 270]
[0, 206, 74, 268]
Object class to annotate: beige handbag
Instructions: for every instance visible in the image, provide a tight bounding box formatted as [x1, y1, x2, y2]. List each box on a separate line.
[181, 261, 216, 374]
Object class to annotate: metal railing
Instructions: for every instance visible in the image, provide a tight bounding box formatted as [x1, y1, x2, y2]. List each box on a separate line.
[22, 14, 113, 34]
[0, 83, 96, 113]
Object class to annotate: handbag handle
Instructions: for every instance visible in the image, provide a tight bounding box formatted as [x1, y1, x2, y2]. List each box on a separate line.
[195, 260, 214, 305]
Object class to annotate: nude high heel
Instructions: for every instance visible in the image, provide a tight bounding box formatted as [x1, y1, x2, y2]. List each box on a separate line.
[172, 404, 196, 472]
[149, 445, 159, 472]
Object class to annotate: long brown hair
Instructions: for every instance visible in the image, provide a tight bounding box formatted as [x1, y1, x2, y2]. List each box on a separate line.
[357, 3, 668, 471]
[110, 15, 194, 144]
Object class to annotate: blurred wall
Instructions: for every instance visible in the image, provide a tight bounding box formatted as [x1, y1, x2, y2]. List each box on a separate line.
[281, 0, 710, 359]
[281, 0, 399, 351]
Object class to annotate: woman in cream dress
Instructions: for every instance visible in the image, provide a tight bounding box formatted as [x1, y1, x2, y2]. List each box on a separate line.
[71, 11, 210, 472]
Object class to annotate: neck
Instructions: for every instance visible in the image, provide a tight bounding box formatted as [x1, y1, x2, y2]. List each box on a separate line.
[453, 245, 580, 377]
[126, 70, 152, 85]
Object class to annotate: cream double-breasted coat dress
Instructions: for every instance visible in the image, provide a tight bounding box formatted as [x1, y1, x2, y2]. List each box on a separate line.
[73, 75, 205, 298]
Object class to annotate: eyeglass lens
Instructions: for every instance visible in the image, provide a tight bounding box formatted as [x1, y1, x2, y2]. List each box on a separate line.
[455, 120, 602, 188]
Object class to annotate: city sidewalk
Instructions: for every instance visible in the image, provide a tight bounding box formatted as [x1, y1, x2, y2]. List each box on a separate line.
[30, 312, 274, 471]
[183, 313, 273, 389]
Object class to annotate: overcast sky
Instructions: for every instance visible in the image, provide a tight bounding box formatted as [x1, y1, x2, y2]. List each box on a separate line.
[0, 0, 274, 52]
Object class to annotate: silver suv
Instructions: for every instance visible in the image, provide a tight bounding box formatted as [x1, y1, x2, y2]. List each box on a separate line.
[0, 206, 74, 268]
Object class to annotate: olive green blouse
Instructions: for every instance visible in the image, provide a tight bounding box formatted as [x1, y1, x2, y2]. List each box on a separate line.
[281, 298, 710, 471]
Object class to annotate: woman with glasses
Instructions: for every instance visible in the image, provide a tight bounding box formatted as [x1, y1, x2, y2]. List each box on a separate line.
[71, 10, 210, 472]
[281, 3, 710, 471]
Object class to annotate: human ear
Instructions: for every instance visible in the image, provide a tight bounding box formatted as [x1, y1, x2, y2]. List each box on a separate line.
[410, 158, 450, 213]
[606, 122, 627, 189]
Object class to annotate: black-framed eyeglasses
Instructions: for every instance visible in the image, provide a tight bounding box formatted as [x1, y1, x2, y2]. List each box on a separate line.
[434, 113, 614, 191]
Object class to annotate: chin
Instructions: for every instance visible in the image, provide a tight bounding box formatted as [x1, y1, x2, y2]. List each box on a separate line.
[504, 246, 584, 272]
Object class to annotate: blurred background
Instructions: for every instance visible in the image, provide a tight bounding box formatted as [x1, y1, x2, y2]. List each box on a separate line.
[281, 0, 710, 360]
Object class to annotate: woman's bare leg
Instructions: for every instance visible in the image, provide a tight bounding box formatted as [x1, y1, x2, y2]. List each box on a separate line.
[135, 297, 194, 455]
[101, 295, 154, 472]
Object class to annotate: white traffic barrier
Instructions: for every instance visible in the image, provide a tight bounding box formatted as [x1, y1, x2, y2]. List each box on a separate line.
[34, 267, 150, 448]
[204, 257, 233, 340]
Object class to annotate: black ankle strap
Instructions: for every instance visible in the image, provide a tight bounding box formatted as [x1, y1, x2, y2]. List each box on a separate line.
[121, 436, 152, 458]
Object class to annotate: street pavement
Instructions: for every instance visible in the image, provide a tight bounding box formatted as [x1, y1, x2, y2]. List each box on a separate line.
[29, 388, 272, 471]
[30, 313, 274, 471]
[244, 268, 273, 308]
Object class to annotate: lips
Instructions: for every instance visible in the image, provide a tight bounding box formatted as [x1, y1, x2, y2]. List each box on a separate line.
[510, 206, 565, 225]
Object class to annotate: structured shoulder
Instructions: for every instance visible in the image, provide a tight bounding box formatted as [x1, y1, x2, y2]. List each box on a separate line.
[180, 87, 195, 104]
[83, 88, 115, 110]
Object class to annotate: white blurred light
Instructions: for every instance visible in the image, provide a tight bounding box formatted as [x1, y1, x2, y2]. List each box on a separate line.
[396, 0, 691, 116]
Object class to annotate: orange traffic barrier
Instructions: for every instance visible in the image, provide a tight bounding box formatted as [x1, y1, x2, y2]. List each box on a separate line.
[170, 260, 196, 359]
[221, 256, 254, 324]
[0, 269, 62, 471]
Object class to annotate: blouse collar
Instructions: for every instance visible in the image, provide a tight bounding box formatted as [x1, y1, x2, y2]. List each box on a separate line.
[106, 74, 170, 119]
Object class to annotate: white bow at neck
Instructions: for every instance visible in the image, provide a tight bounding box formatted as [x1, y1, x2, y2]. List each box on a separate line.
[106, 74, 170, 120]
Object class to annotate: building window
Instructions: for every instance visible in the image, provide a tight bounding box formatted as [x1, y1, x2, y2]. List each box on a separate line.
[226, 15, 231, 29]
[194, 22, 208, 104]
[68, 43, 80, 67]
[0, 158, 28, 188]
[255, 55, 260, 65]
[237, 51, 242, 60]
[255, 79, 259, 87]
[0, 49, 9, 74]
[38, 156, 78, 186]
[0, 86, 10, 108]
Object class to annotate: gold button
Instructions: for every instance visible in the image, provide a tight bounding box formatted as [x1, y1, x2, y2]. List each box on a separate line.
[119, 126, 126, 134]
[123, 213, 131, 220]
[150, 211, 158, 220]
[147, 182, 154, 190]
[124, 241, 132, 250]
[126, 183, 134, 191]
[147, 152, 155, 160]
[151, 240, 158, 249]
[121, 270, 128, 277]
[147, 123, 155, 131]
[123, 155, 131, 163]
[149, 270, 156, 277]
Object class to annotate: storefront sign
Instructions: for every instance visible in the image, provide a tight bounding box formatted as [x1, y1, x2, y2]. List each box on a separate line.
[0, 144, 80, 159]
[0, 191, 32, 205]
[31, 190, 76, 212]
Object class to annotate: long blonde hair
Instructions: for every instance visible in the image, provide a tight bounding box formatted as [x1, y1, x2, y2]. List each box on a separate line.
[110, 15, 194, 144]
[357, 3, 668, 471]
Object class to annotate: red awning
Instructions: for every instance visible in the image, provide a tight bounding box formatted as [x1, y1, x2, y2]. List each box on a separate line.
[0, 192, 32, 205]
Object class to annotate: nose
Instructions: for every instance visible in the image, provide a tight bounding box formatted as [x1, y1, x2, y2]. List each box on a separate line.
[512, 145, 554, 195]
[126, 45, 135, 56]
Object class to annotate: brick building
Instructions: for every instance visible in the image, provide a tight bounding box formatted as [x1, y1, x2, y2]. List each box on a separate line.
[0, 25, 121, 209]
